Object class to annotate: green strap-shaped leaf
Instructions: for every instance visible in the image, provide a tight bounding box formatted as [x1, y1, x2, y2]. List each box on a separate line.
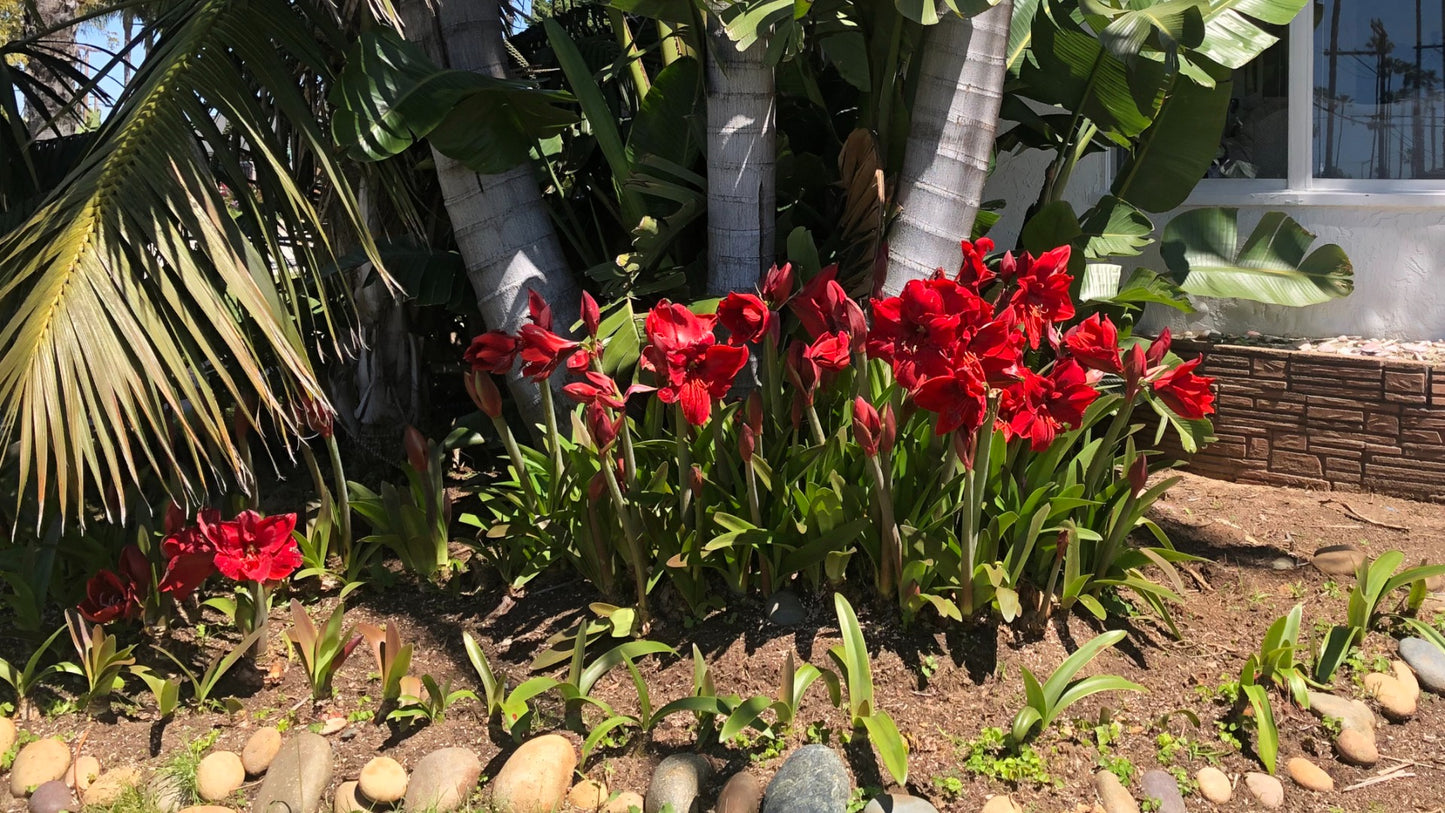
[1161, 208, 1353, 306]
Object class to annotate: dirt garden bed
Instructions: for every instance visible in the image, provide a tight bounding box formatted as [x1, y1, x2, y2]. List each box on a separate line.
[4, 472, 1445, 812]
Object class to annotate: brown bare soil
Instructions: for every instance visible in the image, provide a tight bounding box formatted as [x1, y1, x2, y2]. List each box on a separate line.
[7, 472, 1445, 813]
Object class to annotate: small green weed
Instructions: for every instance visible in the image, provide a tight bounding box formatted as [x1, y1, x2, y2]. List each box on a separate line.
[957, 727, 1053, 786]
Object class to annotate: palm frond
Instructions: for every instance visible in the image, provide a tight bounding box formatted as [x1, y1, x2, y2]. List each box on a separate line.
[0, 0, 384, 521]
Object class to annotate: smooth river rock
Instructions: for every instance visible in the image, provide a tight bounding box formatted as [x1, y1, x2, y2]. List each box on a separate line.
[979, 796, 1022, 813]
[1286, 758, 1334, 792]
[568, 779, 608, 810]
[1399, 637, 1445, 694]
[0, 717, 15, 755]
[11, 739, 71, 797]
[242, 727, 283, 776]
[65, 756, 101, 792]
[196, 751, 245, 802]
[1336, 728, 1380, 766]
[1093, 770, 1137, 813]
[762, 745, 850, 813]
[82, 767, 143, 808]
[405, 747, 482, 813]
[603, 791, 645, 813]
[1140, 770, 1184, 813]
[333, 781, 366, 813]
[358, 756, 408, 805]
[1365, 671, 1417, 720]
[1307, 691, 1375, 733]
[253, 733, 333, 813]
[765, 591, 806, 626]
[1312, 544, 1366, 577]
[645, 753, 712, 813]
[490, 735, 574, 813]
[1244, 772, 1284, 810]
[862, 793, 939, 813]
[715, 772, 762, 813]
[1195, 766, 1232, 804]
[28, 780, 74, 813]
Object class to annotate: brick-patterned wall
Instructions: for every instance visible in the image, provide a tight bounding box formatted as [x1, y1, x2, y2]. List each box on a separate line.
[1174, 340, 1445, 500]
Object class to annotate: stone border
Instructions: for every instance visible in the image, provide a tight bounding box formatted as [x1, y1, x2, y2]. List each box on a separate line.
[1170, 340, 1445, 500]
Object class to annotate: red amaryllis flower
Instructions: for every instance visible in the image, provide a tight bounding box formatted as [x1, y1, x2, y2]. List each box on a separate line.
[868, 278, 991, 389]
[564, 371, 654, 410]
[760, 262, 795, 307]
[791, 266, 867, 349]
[160, 509, 219, 600]
[1063, 313, 1122, 374]
[580, 291, 601, 338]
[956, 238, 995, 291]
[585, 401, 624, 450]
[527, 290, 554, 331]
[853, 397, 882, 457]
[717, 292, 770, 346]
[1001, 246, 1075, 349]
[201, 510, 302, 584]
[999, 360, 1098, 451]
[517, 324, 581, 381]
[804, 331, 852, 372]
[464, 331, 519, 375]
[641, 302, 749, 426]
[912, 357, 988, 436]
[785, 340, 821, 403]
[1151, 357, 1215, 419]
[79, 569, 139, 623]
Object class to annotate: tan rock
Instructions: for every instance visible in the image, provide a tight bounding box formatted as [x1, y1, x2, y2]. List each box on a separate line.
[358, 757, 407, 805]
[1393, 659, 1421, 699]
[981, 796, 1024, 813]
[65, 755, 101, 791]
[1244, 772, 1283, 810]
[715, 772, 761, 813]
[1093, 770, 1138, 813]
[601, 791, 644, 813]
[1365, 672, 1417, 720]
[1286, 758, 1334, 792]
[1312, 545, 1366, 577]
[0, 717, 15, 755]
[1195, 767, 1232, 804]
[196, 751, 245, 802]
[1336, 728, 1380, 766]
[178, 807, 239, 813]
[489, 735, 576, 813]
[82, 767, 144, 808]
[11, 738, 71, 797]
[333, 781, 367, 813]
[242, 727, 283, 776]
[567, 779, 607, 810]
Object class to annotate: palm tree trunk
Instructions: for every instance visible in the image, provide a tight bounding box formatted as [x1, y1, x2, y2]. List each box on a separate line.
[881, 1, 1011, 296]
[405, 0, 581, 416]
[23, 0, 84, 137]
[704, 19, 776, 296]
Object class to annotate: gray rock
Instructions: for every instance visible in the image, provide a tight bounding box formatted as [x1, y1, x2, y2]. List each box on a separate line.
[28, 781, 73, 813]
[765, 592, 805, 626]
[1139, 770, 1184, 813]
[645, 754, 712, 813]
[862, 793, 939, 813]
[1306, 691, 1375, 733]
[405, 747, 482, 813]
[1312, 544, 1366, 577]
[252, 733, 332, 813]
[1400, 637, 1445, 694]
[762, 746, 849, 813]
[715, 772, 762, 813]
[1093, 771, 1137, 813]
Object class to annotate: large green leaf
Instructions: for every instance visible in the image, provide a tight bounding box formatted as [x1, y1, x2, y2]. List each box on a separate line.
[626, 56, 703, 170]
[1080, 0, 1206, 62]
[1195, 0, 1304, 70]
[331, 28, 575, 174]
[1079, 195, 1154, 257]
[1161, 208, 1354, 306]
[1113, 70, 1232, 212]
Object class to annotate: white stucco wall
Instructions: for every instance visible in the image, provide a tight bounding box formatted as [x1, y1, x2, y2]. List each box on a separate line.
[983, 148, 1445, 342]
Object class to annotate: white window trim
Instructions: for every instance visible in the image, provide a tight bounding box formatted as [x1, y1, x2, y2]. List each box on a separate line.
[1185, 8, 1445, 207]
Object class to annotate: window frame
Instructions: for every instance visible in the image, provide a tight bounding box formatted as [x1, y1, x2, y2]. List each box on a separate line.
[1185, 8, 1445, 207]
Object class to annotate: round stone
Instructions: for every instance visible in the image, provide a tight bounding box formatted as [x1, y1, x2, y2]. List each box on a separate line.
[177, 807, 238, 813]
[196, 751, 245, 802]
[404, 747, 481, 813]
[1286, 758, 1334, 792]
[0, 717, 16, 755]
[1093, 770, 1138, 813]
[252, 732, 334, 813]
[28, 780, 74, 813]
[764, 591, 805, 626]
[65, 755, 101, 791]
[333, 781, 366, 813]
[1365, 672, 1416, 720]
[568, 779, 608, 810]
[1336, 728, 1380, 766]
[980, 796, 1022, 813]
[862, 793, 939, 812]
[716, 773, 762, 813]
[490, 736, 575, 813]
[761, 746, 849, 813]
[1140, 770, 1185, 813]
[645, 753, 712, 813]
[1306, 691, 1375, 733]
[1400, 637, 1445, 694]
[82, 768, 144, 808]
[358, 757, 408, 805]
[11, 738, 72, 797]
[1195, 767, 1232, 804]
[603, 791, 645, 813]
[1244, 772, 1284, 810]
[1312, 544, 1366, 576]
[242, 727, 283, 776]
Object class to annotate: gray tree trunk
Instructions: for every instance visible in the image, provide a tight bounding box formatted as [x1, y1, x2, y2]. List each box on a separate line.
[881, 1, 1011, 296]
[704, 19, 776, 296]
[404, 0, 581, 418]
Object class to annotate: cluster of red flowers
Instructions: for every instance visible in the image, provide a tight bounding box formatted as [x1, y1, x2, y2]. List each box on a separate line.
[79, 507, 301, 623]
[461, 239, 1215, 454]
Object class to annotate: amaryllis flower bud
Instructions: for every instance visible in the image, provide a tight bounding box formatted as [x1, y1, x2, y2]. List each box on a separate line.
[527, 289, 553, 330]
[464, 330, 519, 375]
[717, 292, 770, 346]
[880, 405, 897, 457]
[760, 262, 795, 307]
[853, 397, 882, 457]
[403, 426, 429, 472]
[746, 390, 763, 436]
[581, 291, 601, 338]
[585, 402, 622, 450]
[301, 397, 333, 439]
[689, 464, 704, 495]
[1128, 453, 1149, 497]
[739, 423, 757, 462]
[1145, 326, 1172, 368]
[1123, 343, 1148, 400]
[464, 369, 503, 418]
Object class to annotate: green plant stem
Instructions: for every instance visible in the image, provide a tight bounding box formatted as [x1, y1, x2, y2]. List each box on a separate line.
[806, 403, 827, 447]
[959, 398, 1000, 614]
[658, 21, 683, 64]
[675, 404, 693, 519]
[1041, 50, 1104, 206]
[538, 382, 565, 501]
[606, 7, 651, 99]
[491, 414, 539, 512]
[1084, 396, 1137, 497]
[744, 458, 771, 594]
[600, 453, 650, 630]
[867, 454, 901, 599]
[324, 434, 351, 564]
[250, 581, 267, 658]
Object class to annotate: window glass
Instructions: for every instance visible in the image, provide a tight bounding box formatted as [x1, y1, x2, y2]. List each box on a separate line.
[1315, 1, 1445, 179]
[1212, 25, 1290, 179]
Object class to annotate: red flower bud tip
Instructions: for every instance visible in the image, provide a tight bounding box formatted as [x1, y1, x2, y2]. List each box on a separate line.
[403, 426, 429, 473]
[1123, 343, 1148, 399]
[746, 390, 763, 436]
[853, 397, 882, 457]
[464, 370, 503, 418]
[586, 402, 623, 451]
[688, 464, 704, 495]
[527, 289, 553, 331]
[1146, 326, 1172, 368]
[880, 405, 897, 457]
[581, 291, 601, 338]
[1128, 453, 1149, 498]
[739, 423, 757, 463]
[301, 397, 333, 439]
[760, 262, 795, 307]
